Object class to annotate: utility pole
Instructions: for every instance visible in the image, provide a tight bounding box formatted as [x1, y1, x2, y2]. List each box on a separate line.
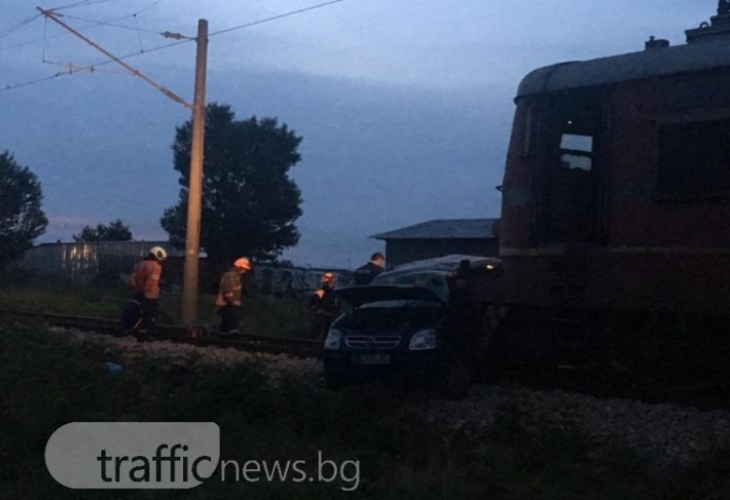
[181, 19, 208, 327]
[37, 7, 209, 329]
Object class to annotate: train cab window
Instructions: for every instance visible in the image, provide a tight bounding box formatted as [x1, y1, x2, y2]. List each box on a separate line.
[560, 134, 593, 171]
[561, 154, 592, 171]
[658, 118, 730, 198]
[560, 133, 593, 153]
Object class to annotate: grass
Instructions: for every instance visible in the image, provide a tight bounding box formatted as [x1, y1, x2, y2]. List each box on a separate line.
[1, 322, 728, 499]
[0, 271, 311, 337]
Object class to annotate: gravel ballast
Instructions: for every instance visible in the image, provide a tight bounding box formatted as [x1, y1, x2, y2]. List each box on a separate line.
[49, 327, 730, 467]
[419, 383, 730, 467]
[47, 327, 323, 382]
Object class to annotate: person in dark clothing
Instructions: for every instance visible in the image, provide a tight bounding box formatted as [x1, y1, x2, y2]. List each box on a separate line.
[310, 272, 340, 340]
[216, 257, 251, 335]
[354, 252, 385, 286]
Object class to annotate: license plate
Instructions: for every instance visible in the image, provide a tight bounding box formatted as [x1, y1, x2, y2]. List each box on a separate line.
[353, 354, 391, 365]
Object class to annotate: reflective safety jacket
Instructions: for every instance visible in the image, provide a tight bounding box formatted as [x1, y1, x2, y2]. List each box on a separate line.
[130, 258, 162, 300]
[310, 285, 339, 317]
[216, 268, 243, 308]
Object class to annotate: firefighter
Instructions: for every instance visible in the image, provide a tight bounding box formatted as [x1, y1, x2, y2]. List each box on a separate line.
[310, 272, 340, 340]
[354, 252, 385, 286]
[216, 257, 251, 335]
[129, 246, 167, 339]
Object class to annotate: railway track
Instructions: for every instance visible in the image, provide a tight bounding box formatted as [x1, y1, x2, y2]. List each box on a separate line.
[0, 308, 323, 359]
[2, 308, 728, 410]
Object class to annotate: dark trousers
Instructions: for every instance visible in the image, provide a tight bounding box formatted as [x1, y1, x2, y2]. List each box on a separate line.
[122, 294, 157, 342]
[120, 298, 142, 333]
[139, 297, 158, 334]
[123, 294, 158, 340]
[217, 305, 240, 333]
[310, 313, 334, 340]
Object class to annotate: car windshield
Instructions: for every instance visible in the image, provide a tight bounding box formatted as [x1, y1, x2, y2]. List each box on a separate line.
[371, 271, 450, 302]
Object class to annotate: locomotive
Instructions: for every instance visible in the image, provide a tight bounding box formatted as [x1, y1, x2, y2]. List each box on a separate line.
[482, 2, 730, 380]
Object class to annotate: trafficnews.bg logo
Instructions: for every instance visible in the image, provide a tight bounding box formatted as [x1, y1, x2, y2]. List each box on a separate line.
[45, 422, 361, 491]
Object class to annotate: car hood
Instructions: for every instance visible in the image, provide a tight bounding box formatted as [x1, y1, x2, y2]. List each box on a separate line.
[336, 285, 446, 307]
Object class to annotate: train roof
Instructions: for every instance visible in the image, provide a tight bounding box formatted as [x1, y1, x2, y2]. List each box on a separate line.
[517, 33, 730, 99]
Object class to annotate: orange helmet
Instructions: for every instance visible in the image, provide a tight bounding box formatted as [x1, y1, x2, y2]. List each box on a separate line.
[234, 257, 251, 270]
[321, 272, 336, 284]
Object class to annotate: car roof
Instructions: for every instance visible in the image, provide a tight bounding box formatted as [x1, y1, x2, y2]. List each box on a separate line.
[384, 254, 501, 276]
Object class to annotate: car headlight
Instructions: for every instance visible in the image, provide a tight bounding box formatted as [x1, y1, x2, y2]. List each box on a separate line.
[324, 329, 341, 351]
[409, 329, 437, 351]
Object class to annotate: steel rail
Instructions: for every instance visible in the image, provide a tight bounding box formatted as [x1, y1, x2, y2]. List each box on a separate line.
[4, 309, 729, 410]
[0, 308, 323, 359]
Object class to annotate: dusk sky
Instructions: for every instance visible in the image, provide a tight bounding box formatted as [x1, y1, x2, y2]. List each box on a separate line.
[0, 0, 714, 268]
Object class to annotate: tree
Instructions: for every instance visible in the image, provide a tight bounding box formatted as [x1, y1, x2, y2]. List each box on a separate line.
[161, 103, 303, 266]
[73, 219, 132, 242]
[0, 151, 48, 264]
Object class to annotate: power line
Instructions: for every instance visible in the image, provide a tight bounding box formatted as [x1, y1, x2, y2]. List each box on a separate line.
[0, 72, 66, 92]
[51, 0, 95, 10]
[133, 0, 164, 16]
[57, 0, 348, 44]
[209, 0, 346, 37]
[0, 14, 42, 42]
[54, 0, 123, 11]
[0, 13, 136, 52]
[0, 0, 347, 93]
[133, 15, 145, 52]
[62, 13, 164, 35]
[42, 59, 131, 76]
[0, 37, 191, 93]
[0, 0, 163, 51]
[86, 38, 192, 67]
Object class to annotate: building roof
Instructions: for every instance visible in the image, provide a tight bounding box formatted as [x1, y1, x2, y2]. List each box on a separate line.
[371, 219, 497, 240]
[517, 34, 730, 99]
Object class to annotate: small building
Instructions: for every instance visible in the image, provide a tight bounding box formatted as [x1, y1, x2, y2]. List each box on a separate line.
[10, 241, 189, 284]
[371, 218, 498, 268]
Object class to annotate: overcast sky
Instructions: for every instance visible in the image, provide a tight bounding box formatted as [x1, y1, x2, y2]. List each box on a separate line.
[0, 0, 715, 267]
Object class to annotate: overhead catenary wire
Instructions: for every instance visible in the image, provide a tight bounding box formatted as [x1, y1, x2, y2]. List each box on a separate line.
[0, 72, 65, 91]
[50, 0, 99, 10]
[0, 38, 191, 92]
[0, 13, 42, 42]
[61, 13, 165, 36]
[133, 0, 164, 16]
[42, 59, 131, 76]
[0, 0, 347, 93]
[133, 14, 145, 52]
[0, 0, 164, 53]
[209, 0, 346, 37]
[53, 0, 124, 11]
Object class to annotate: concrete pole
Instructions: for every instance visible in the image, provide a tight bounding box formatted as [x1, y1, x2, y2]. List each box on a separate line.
[182, 19, 208, 327]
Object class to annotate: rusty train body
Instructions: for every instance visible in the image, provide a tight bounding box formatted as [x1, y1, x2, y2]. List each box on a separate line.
[466, 5, 730, 382]
[494, 10, 730, 324]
